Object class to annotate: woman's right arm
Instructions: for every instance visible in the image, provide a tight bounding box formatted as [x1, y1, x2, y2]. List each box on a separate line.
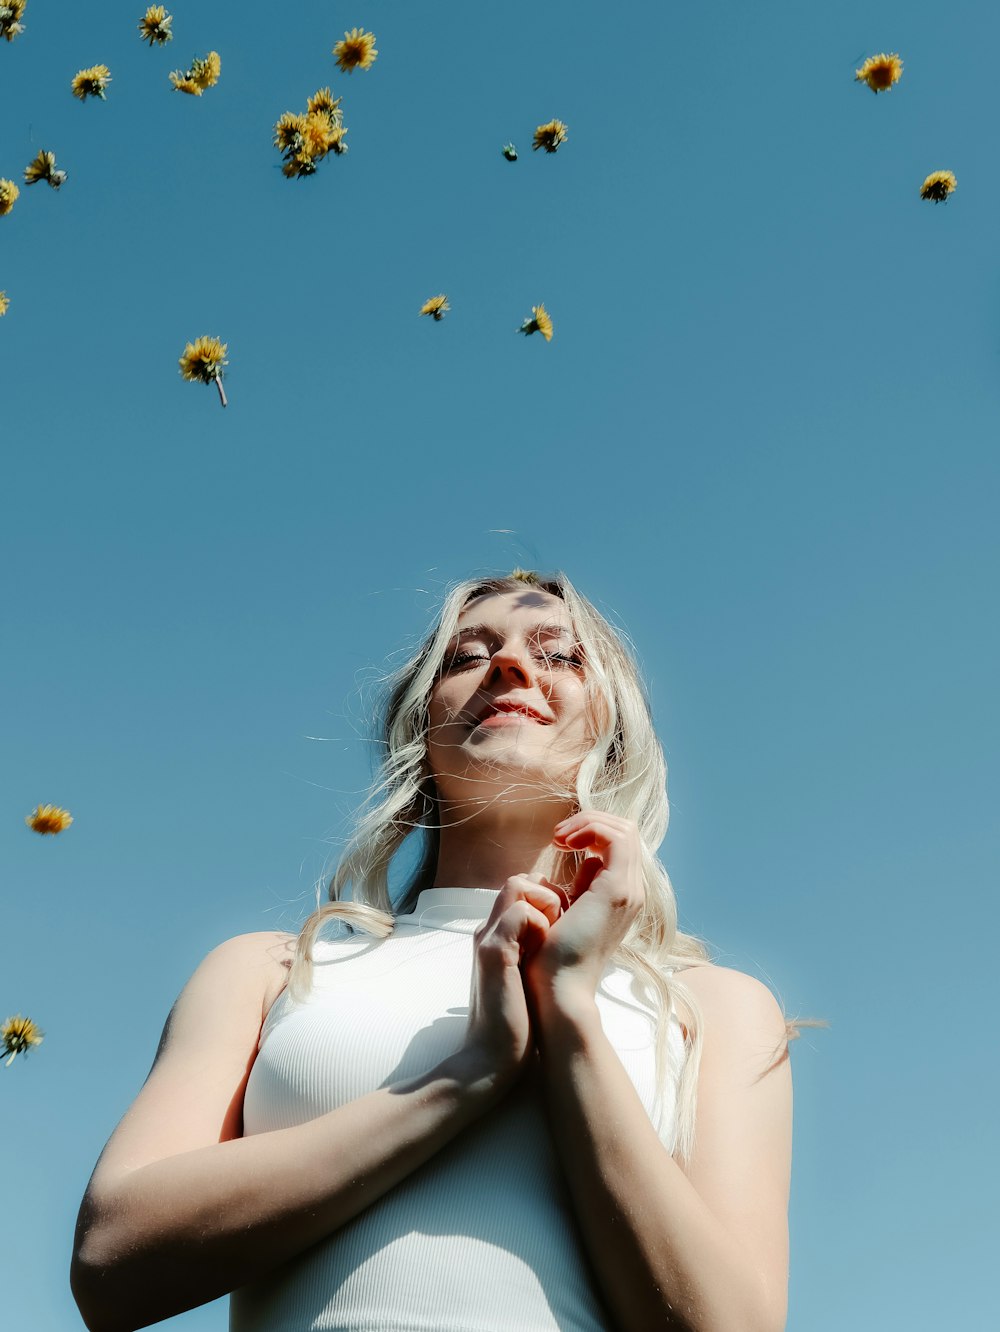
[70, 916, 542, 1332]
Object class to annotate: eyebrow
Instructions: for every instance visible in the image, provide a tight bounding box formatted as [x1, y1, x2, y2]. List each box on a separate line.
[449, 621, 578, 644]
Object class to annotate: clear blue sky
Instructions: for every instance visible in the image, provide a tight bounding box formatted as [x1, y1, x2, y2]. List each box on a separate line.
[3, 2, 998, 1328]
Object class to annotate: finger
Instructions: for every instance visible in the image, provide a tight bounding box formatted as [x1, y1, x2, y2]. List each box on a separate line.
[484, 900, 553, 958]
[554, 810, 633, 837]
[553, 814, 637, 864]
[567, 856, 604, 901]
[519, 871, 571, 914]
[494, 876, 565, 925]
[554, 824, 614, 858]
[542, 878, 571, 913]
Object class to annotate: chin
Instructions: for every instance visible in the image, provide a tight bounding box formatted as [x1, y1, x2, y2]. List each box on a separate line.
[435, 758, 578, 806]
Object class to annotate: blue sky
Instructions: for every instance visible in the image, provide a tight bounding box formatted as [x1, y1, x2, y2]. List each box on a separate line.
[2, 2, 998, 1328]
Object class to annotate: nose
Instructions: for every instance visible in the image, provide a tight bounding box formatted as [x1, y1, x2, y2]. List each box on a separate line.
[486, 639, 535, 687]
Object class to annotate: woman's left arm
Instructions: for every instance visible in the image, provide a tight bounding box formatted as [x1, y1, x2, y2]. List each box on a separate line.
[526, 814, 792, 1332]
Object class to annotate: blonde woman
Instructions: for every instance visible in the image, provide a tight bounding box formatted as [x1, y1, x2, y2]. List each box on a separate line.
[72, 571, 797, 1332]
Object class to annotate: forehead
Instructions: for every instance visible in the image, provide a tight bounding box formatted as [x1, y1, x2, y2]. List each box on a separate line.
[455, 589, 574, 635]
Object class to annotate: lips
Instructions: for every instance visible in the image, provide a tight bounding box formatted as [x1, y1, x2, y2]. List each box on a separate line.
[474, 699, 551, 727]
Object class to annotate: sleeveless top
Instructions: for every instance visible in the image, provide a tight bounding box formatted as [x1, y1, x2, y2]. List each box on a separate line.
[230, 887, 687, 1332]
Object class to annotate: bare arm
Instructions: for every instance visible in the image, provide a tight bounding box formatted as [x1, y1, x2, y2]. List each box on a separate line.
[522, 811, 792, 1332]
[533, 965, 792, 1332]
[71, 913, 550, 1332]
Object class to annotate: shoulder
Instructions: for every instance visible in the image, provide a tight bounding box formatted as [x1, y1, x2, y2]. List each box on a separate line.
[203, 929, 296, 968]
[677, 960, 782, 1015]
[142, 932, 297, 1105]
[675, 963, 788, 1075]
[160, 932, 295, 1039]
[195, 931, 296, 1013]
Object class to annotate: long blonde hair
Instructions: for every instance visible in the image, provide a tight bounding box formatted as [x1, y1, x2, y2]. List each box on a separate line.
[290, 570, 795, 1163]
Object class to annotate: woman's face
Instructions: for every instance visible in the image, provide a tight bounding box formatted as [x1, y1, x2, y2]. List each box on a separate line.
[426, 589, 595, 806]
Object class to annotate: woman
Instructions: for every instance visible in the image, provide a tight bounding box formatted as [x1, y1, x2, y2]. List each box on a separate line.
[72, 570, 795, 1332]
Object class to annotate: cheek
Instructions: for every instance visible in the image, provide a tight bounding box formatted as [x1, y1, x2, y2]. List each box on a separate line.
[427, 684, 464, 733]
[426, 693, 447, 737]
[557, 676, 590, 719]
[559, 680, 602, 741]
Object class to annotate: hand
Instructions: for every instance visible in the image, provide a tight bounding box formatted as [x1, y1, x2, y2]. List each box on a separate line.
[463, 875, 564, 1086]
[523, 811, 645, 1009]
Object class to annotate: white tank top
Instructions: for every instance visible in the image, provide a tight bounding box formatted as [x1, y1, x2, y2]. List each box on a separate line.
[231, 887, 687, 1332]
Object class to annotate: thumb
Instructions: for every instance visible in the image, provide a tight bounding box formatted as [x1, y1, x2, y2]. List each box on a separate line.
[568, 856, 603, 902]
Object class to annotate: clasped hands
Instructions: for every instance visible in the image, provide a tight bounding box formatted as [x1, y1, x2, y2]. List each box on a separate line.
[466, 812, 645, 1078]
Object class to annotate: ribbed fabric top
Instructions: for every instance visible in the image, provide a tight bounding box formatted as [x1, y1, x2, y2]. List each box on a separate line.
[230, 888, 687, 1332]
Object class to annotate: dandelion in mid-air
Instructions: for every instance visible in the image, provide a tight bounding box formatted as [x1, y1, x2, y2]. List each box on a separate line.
[275, 90, 347, 178]
[303, 111, 345, 161]
[274, 113, 338, 177]
[26, 803, 74, 834]
[0, 291, 9, 317]
[502, 143, 518, 161]
[311, 88, 348, 158]
[24, 150, 67, 189]
[179, 335, 229, 407]
[0, 1, 26, 42]
[919, 170, 957, 203]
[274, 112, 308, 153]
[855, 53, 903, 93]
[0, 178, 19, 215]
[138, 5, 172, 46]
[333, 28, 377, 73]
[532, 120, 568, 153]
[2, 1015, 43, 1067]
[518, 303, 554, 341]
[420, 295, 450, 321]
[170, 50, 221, 95]
[307, 86, 343, 123]
[71, 65, 113, 101]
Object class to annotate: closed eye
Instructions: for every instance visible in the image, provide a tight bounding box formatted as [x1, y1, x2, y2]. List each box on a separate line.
[442, 644, 584, 672]
[445, 651, 489, 670]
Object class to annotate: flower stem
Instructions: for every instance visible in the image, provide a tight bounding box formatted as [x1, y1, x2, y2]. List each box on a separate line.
[214, 376, 228, 409]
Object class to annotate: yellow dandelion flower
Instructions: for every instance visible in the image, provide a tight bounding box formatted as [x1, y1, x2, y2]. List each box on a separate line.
[307, 87, 343, 125]
[195, 51, 221, 87]
[920, 170, 957, 202]
[0, 0, 26, 42]
[855, 53, 903, 94]
[2, 1015, 43, 1066]
[510, 568, 540, 584]
[138, 5, 172, 46]
[419, 294, 450, 321]
[275, 102, 347, 177]
[518, 303, 553, 342]
[333, 28, 377, 73]
[71, 64, 113, 102]
[26, 803, 73, 834]
[532, 120, 568, 153]
[274, 111, 308, 152]
[24, 149, 67, 189]
[302, 110, 342, 160]
[170, 50, 221, 95]
[179, 335, 229, 407]
[0, 178, 19, 215]
[0, 291, 8, 317]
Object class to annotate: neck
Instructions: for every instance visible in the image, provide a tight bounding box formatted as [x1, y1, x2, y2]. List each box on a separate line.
[432, 795, 576, 891]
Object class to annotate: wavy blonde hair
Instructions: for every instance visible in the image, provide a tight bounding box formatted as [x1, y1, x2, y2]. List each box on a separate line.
[290, 570, 800, 1163]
